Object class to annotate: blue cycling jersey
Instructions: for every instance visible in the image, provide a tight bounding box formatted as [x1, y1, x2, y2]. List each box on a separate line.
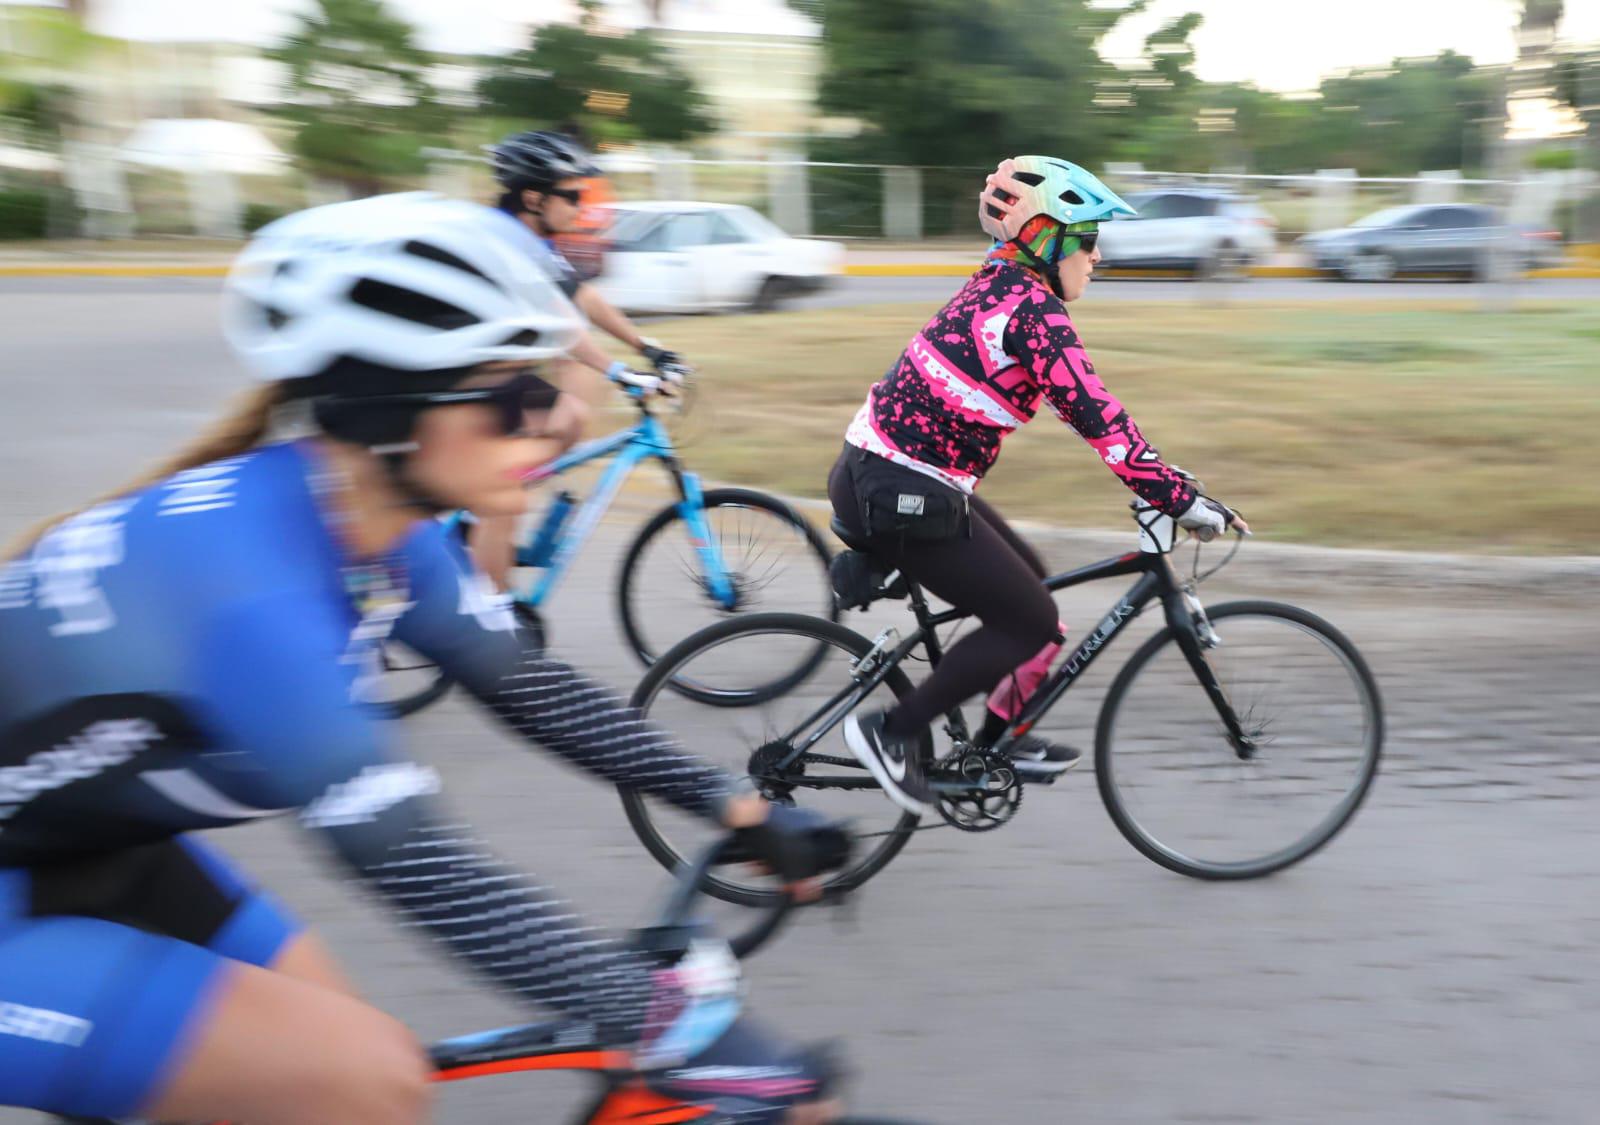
[0, 442, 466, 855]
[0, 439, 732, 1116]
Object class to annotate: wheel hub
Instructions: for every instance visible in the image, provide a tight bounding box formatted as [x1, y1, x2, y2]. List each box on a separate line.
[747, 739, 800, 799]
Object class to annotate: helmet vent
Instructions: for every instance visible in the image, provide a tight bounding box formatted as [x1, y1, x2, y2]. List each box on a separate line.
[985, 203, 1007, 220]
[403, 240, 497, 288]
[991, 188, 1018, 206]
[349, 278, 479, 329]
[260, 303, 290, 330]
[1013, 171, 1045, 186]
[1059, 190, 1085, 205]
[499, 328, 542, 347]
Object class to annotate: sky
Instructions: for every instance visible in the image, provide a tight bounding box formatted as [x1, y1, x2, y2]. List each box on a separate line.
[10, 0, 1600, 93]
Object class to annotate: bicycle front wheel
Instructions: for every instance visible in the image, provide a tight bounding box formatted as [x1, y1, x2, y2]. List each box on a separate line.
[617, 488, 836, 706]
[621, 613, 921, 906]
[1096, 600, 1383, 880]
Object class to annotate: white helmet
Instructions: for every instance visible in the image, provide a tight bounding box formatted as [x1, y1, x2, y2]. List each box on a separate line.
[223, 192, 583, 383]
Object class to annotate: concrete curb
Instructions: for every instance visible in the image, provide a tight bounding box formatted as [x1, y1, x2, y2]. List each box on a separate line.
[780, 494, 1600, 598]
[2, 261, 1597, 280]
[0, 263, 230, 278]
[839, 263, 1600, 280]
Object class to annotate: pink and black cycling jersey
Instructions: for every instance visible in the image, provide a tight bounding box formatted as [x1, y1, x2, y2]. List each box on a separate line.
[846, 259, 1196, 516]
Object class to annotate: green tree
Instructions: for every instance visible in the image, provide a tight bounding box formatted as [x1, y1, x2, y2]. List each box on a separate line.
[476, 0, 713, 144]
[0, 6, 109, 144]
[266, 0, 449, 195]
[794, 0, 1160, 168]
[1311, 52, 1499, 175]
[1552, 45, 1600, 133]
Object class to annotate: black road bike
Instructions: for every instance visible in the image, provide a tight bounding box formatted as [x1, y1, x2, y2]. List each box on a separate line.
[619, 495, 1384, 898]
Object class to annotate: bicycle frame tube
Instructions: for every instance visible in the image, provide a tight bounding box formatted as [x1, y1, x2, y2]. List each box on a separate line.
[523, 422, 658, 605]
[1001, 548, 1249, 746]
[1002, 561, 1166, 739]
[523, 422, 644, 485]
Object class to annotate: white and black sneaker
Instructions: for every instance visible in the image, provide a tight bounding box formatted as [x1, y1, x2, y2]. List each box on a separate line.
[1005, 735, 1082, 784]
[843, 709, 932, 816]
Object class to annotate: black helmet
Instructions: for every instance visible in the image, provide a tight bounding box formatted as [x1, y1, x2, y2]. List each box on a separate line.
[489, 130, 601, 194]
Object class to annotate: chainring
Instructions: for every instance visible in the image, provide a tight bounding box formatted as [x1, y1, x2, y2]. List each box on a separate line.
[933, 746, 1023, 833]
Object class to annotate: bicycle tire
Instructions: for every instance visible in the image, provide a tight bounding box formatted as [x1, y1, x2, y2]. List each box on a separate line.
[372, 641, 455, 717]
[616, 489, 836, 707]
[1095, 599, 1383, 880]
[374, 601, 545, 719]
[621, 613, 921, 907]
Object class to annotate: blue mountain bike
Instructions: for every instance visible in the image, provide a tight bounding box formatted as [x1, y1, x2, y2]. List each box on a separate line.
[376, 388, 837, 714]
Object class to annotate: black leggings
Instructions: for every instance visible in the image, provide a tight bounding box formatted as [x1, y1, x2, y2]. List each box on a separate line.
[828, 446, 1058, 735]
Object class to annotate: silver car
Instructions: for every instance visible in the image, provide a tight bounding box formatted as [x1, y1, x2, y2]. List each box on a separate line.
[1096, 189, 1279, 279]
[1301, 204, 1564, 281]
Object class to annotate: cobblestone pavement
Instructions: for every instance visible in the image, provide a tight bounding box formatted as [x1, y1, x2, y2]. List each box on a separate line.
[2, 289, 1598, 1123]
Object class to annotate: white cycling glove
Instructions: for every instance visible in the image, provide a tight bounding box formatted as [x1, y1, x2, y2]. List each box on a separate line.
[605, 360, 664, 395]
[1176, 496, 1234, 541]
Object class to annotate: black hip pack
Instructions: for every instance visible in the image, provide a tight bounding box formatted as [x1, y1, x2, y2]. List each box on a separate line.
[850, 448, 970, 542]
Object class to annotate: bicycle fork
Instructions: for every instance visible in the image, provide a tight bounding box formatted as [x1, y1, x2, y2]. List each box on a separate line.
[1167, 586, 1255, 759]
[670, 466, 738, 610]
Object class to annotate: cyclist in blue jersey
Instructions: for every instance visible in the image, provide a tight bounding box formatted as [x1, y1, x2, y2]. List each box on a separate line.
[468, 130, 694, 590]
[0, 193, 845, 1124]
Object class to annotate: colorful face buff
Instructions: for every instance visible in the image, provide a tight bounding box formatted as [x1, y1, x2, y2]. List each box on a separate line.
[985, 216, 1099, 271]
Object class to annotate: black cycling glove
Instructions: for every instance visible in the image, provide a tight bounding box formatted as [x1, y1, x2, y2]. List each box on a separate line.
[724, 804, 852, 884]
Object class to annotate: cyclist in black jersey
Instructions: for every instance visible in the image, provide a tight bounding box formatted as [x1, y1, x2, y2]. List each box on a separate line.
[0, 193, 845, 1124]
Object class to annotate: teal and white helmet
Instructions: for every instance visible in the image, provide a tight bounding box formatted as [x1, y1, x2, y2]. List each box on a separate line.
[978, 155, 1137, 242]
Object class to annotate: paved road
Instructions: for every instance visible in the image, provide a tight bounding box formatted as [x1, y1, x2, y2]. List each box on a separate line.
[2, 292, 1599, 1123]
[4, 272, 1600, 315]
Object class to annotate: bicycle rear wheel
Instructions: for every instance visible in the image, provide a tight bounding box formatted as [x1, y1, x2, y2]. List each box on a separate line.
[367, 602, 545, 719]
[1095, 600, 1383, 880]
[365, 639, 454, 717]
[617, 489, 836, 706]
[621, 613, 922, 906]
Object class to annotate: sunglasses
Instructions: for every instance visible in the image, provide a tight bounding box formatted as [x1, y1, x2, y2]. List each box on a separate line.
[545, 187, 583, 207]
[1072, 231, 1100, 254]
[368, 371, 556, 437]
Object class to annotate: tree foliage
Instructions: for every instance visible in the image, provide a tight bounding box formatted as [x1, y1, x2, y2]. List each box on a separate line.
[798, 0, 1538, 177]
[476, 0, 713, 144]
[793, 0, 1157, 167]
[266, 0, 450, 193]
[1552, 44, 1600, 133]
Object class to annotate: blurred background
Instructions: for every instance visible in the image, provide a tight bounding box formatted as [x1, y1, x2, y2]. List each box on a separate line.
[0, 0, 1596, 259]
[3, 5, 1600, 1122]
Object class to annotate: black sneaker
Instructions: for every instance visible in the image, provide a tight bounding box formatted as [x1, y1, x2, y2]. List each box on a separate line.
[1005, 735, 1082, 783]
[843, 709, 932, 816]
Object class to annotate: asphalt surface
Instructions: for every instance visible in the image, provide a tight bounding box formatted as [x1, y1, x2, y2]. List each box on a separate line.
[1, 285, 1599, 1123]
[4, 272, 1600, 313]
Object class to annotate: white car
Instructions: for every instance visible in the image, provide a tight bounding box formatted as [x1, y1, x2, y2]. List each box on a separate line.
[1096, 189, 1278, 279]
[591, 202, 844, 313]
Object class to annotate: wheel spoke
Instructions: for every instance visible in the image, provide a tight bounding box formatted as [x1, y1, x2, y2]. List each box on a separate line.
[620, 614, 920, 905]
[1097, 603, 1381, 879]
[620, 495, 836, 703]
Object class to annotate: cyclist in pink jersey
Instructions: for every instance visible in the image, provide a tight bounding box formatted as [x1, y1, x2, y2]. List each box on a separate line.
[831, 156, 1248, 815]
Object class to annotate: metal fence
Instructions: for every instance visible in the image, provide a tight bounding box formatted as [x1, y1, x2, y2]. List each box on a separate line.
[11, 144, 1599, 244]
[603, 155, 1599, 244]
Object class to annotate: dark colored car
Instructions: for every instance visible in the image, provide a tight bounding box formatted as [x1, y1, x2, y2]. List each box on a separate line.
[1300, 204, 1563, 281]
